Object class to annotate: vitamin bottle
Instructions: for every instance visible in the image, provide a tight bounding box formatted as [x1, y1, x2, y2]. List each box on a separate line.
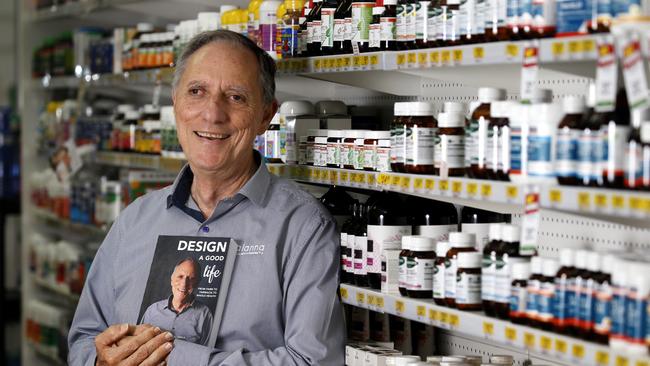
[455, 252, 483, 310]
[556, 96, 585, 186]
[341, 130, 356, 169]
[433, 241, 450, 305]
[333, 0, 353, 54]
[578, 251, 601, 340]
[415, 0, 432, 48]
[406, 236, 437, 298]
[340, 200, 359, 284]
[485, 0, 508, 41]
[320, 185, 354, 229]
[530, 0, 555, 38]
[537, 258, 558, 331]
[460, 0, 484, 44]
[434, 112, 466, 177]
[380, 0, 398, 50]
[598, 89, 630, 188]
[351, 0, 375, 52]
[527, 101, 562, 183]
[493, 224, 525, 320]
[405, 102, 436, 174]
[368, 6, 383, 52]
[410, 197, 458, 237]
[525, 256, 543, 327]
[260, 0, 283, 57]
[593, 253, 613, 344]
[353, 130, 368, 170]
[363, 131, 387, 171]
[625, 263, 650, 355]
[353, 203, 369, 287]
[510, 262, 531, 324]
[468, 87, 506, 179]
[610, 258, 629, 351]
[399, 236, 413, 296]
[553, 248, 577, 334]
[577, 84, 602, 186]
[391, 102, 409, 173]
[460, 206, 507, 251]
[426, 0, 442, 48]
[306, 0, 324, 56]
[482, 223, 502, 317]
[366, 192, 412, 290]
[486, 101, 510, 180]
[320, 0, 338, 54]
[445, 232, 477, 308]
[625, 119, 643, 189]
[641, 121, 650, 190]
[282, 0, 303, 58]
[571, 249, 589, 335]
[439, 0, 461, 46]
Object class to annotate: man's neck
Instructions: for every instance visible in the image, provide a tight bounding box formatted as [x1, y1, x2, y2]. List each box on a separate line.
[190, 156, 257, 219]
[172, 297, 193, 313]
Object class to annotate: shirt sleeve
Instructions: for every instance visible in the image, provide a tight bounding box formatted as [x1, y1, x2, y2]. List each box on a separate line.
[167, 214, 346, 366]
[67, 221, 121, 366]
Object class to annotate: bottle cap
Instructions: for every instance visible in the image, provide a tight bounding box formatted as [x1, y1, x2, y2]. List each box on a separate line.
[586, 251, 601, 272]
[387, 355, 422, 366]
[586, 82, 597, 108]
[511, 262, 531, 280]
[384, 0, 397, 4]
[632, 108, 650, 128]
[489, 101, 508, 118]
[574, 249, 589, 269]
[426, 356, 444, 362]
[401, 235, 413, 250]
[316, 100, 347, 116]
[437, 112, 464, 127]
[601, 253, 615, 274]
[409, 236, 436, 252]
[137, 22, 154, 32]
[559, 248, 575, 267]
[125, 110, 141, 120]
[530, 256, 543, 274]
[410, 102, 435, 116]
[442, 357, 466, 362]
[280, 100, 314, 116]
[437, 241, 450, 256]
[488, 223, 502, 241]
[220, 5, 238, 13]
[478, 87, 506, 103]
[641, 121, 650, 143]
[542, 258, 559, 277]
[326, 129, 342, 138]
[116, 104, 135, 114]
[500, 224, 520, 243]
[531, 88, 553, 104]
[143, 104, 159, 115]
[366, 130, 391, 139]
[444, 101, 466, 114]
[449, 232, 476, 248]
[458, 252, 481, 268]
[394, 102, 409, 116]
[562, 95, 586, 114]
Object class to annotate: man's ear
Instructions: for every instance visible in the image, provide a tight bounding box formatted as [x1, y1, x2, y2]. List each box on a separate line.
[257, 100, 279, 136]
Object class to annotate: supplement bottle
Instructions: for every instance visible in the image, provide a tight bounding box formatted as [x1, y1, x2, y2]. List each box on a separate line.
[433, 241, 450, 305]
[593, 253, 613, 344]
[340, 200, 359, 284]
[306, 0, 323, 56]
[460, 0, 484, 44]
[493, 224, 525, 319]
[260, 0, 283, 57]
[482, 223, 502, 317]
[439, 0, 461, 46]
[537, 258, 559, 331]
[624, 263, 650, 355]
[445, 232, 477, 307]
[525, 256, 543, 327]
[571, 249, 589, 335]
[314, 135, 329, 166]
[556, 96, 585, 186]
[363, 130, 384, 171]
[468, 87, 506, 179]
[367, 192, 412, 290]
[341, 130, 357, 169]
[610, 257, 629, 351]
[353, 203, 369, 287]
[530, 0, 556, 38]
[264, 114, 283, 163]
[510, 262, 531, 324]
[578, 251, 601, 340]
[415, 0, 432, 48]
[351, 0, 375, 52]
[406, 236, 437, 298]
[320, 0, 338, 54]
[275, 4, 286, 59]
[598, 89, 630, 188]
[380, 0, 398, 50]
[641, 121, 650, 190]
[279, 100, 315, 165]
[485, 0, 508, 41]
[435, 112, 466, 177]
[368, 7, 383, 52]
[410, 196, 458, 237]
[333, 0, 352, 54]
[486, 101, 510, 180]
[405, 102, 436, 174]
[391, 102, 409, 173]
[320, 185, 354, 228]
[326, 130, 343, 168]
[553, 248, 577, 334]
[426, 0, 442, 48]
[282, 0, 303, 58]
[577, 84, 602, 186]
[375, 132, 392, 172]
[382, 248, 402, 293]
[399, 236, 413, 296]
[460, 206, 507, 251]
[625, 118, 643, 189]
[527, 101, 562, 183]
[456, 251, 483, 310]
[353, 130, 368, 170]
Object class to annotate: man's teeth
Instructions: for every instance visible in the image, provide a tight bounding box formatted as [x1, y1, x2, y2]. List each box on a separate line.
[196, 131, 228, 139]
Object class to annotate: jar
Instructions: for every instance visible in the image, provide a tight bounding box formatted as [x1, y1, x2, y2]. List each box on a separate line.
[510, 262, 531, 324]
[456, 251, 482, 310]
[445, 232, 476, 308]
[381, 248, 401, 293]
[435, 112, 465, 177]
[482, 223, 502, 317]
[406, 236, 436, 298]
[314, 135, 329, 167]
[340, 130, 357, 169]
[142, 104, 160, 121]
[391, 102, 409, 173]
[353, 131, 368, 170]
[122, 110, 140, 152]
[306, 129, 327, 165]
[142, 121, 162, 154]
[363, 130, 391, 171]
[433, 241, 449, 305]
[399, 236, 412, 296]
[467, 87, 506, 179]
[280, 100, 315, 164]
[298, 136, 308, 165]
[494, 224, 525, 320]
[327, 129, 343, 167]
[376, 132, 392, 172]
[405, 102, 436, 174]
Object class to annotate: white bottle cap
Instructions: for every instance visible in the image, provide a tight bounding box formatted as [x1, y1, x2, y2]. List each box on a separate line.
[438, 112, 465, 127]
[137, 22, 154, 32]
[367, 130, 391, 139]
[511, 262, 531, 280]
[280, 100, 314, 116]
[500, 224, 520, 243]
[442, 357, 465, 362]
[478, 87, 506, 103]
[531, 88, 553, 104]
[410, 102, 435, 116]
[444, 101, 466, 114]
[488, 223, 502, 241]
[559, 248, 575, 267]
[387, 355, 422, 366]
[402, 236, 413, 250]
[458, 252, 482, 268]
[410, 236, 436, 252]
[394, 102, 409, 116]
[562, 95, 585, 114]
[449, 232, 476, 248]
[489, 101, 507, 118]
[641, 121, 650, 143]
[601, 253, 615, 274]
[116, 104, 135, 114]
[542, 258, 559, 277]
[574, 249, 589, 269]
[586, 251, 601, 272]
[426, 356, 444, 362]
[530, 256, 543, 274]
[437, 241, 450, 256]
[384, 0, 397, 4]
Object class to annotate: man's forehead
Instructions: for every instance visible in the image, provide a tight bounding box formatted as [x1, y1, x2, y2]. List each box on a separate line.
[188, 41, 258, 69]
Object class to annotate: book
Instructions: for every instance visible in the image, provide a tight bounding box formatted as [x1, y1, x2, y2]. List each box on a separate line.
[138, 236, 237, 347]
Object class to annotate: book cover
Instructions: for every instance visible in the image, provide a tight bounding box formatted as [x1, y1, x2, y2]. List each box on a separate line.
[138, 236, 237, 347]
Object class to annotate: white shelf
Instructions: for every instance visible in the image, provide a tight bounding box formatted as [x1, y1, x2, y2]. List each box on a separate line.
[341, 284, 650, 366]
[32, 207, 109, 236]
[94, 151, 186, 173]
[29, 341, 66, 365]
[33, 67, 173, 89]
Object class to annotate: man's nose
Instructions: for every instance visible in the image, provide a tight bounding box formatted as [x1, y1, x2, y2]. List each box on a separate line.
[201, 95, 228, 124]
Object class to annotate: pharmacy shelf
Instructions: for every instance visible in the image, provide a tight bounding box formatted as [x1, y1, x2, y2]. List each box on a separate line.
[32, 276, 81, 304]
[33, 67, 174, 89]
[94, 151, 186, 173]
[29, 342, 65, 366]
[341, 284, 650, 366]
[27, 0, 103, 21]
[32, 207, 108, 236]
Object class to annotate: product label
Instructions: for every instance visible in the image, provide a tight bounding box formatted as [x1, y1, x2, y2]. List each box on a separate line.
[327, 142, 341, 166]
[334, 19, 346, 42]
[416, 1, 430, 40]
[322, 9, 336, 47]
[354, 141, 365, 170]
[486, 125, 499, 172]
[265, 130, 282, 160]
[313, 20, 323, 44]
[381, 252, 400, 293]
[397, 4, 407, 40]
[341, 233, 348, 270]
[510, 285, 528, 316]
[406, 126, 436, 165]
[433, 261, 446, 299]
[621, 36, 649, 110]
[555, 128, 579, 178]
[625, 140, 643, 188]
[594, 281, 612, 335]
[346, 234, 356, 273]
[456, 272, 481, 304]
[428, 6, 441, 41]
[444, 257, 457, 299]
[527, 132, 553, 177]
[345, 17, 353, 41]
[434, 134, 465, 169]
[611, 287, 626, 337]
[369, 23, 381, 48]
[307, 21, 315, 44]
[602, 124, 629, 179]
[260, 23, 278, 53]
[482, 252, 497, 302]
[520, 45, 539, 103]
[363, 145, 376, 170]
[526, 279, 540, 318]
[556, 0, 591, 34]
[367, 225, 411, 276]
[538, 281, 556, 322]
[406, 2, 417, 40]
[352, 3, 374, 42]
[501, 125, 511, 174]
[506, 0, 519, 28]
[475, 0, 486, 33]
[577, 129, 598, 181]
[468, 116, 489, 169]
[595, 39, 617, 112]
[340, 142, 352, 167]
[399, 255, 409, 289]
[408, 257, 435, 291]
[354, 236, 368, 275]
[281, 25, 300, 57]
[510, 127, 522, 173]
[554, 275, 575, 325]
[380, 16, 397, 41]
[625, 293, 647, 343]
[391, 125, 406, 164]
[376, 146, 391, 172]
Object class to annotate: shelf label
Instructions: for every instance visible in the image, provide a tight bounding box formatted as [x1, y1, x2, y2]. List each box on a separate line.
[360, 56, 369, 67]
[367, 294, 376, 307]
[596, 351, 610, 365]
[358, 173, 366, 184]
[418, 52, 428, 67]
[452, 181, 463, 195]
[473, 47, 484, 61]
[583, 39, 595, 53]
[408, 52, 417, 66]
[356, 292, 365, 304]
[483, 321, 494, 336]
[377, 173, 390, 186]
[425, 179, 435, 190]
[431, 51, 440, 65]
[613, 194, 625, 209]
[391, 175, 401, 187]
[342, 57, 351, 68]
[467, 182, 478, 196]
[549, 189, 562, 203]
[578, 192, 591, 209]
[506, 44, 519, 58]
[414, 178, 424, 190]
[453, 49, 463, 63]
[441, 50, 451, 64]
[400, 176, 411, 190]
[540, 335, 552, 352]
[340, 287, 349, 300]
[320, 169, 329, 181]
[329, 171, 339, 184]
[416, 305, 426, 317]
[366, 173, 376, 186]
[439, 180, 449, 191]
[481, 184, 492, 198]
[340, 171, 349, 183]
[395, 300, 405, 314]
[572, 344, 585, 359]
[636, 361, 649, 366]
[397, 54, 406, 67]
[568, 40, 582, 54]
[507, 185, 519, 199]
[314, 59, 322, 71]
[555, 339, 567, 354]
[524, 332, 535, 348]
[336, 57, 344, 69]
[376, 296, 384, 309]
[595, 193, 607, 209]
[630, 197, 643, 211]
[439, 312, 448, 324]
[505, 327, 517, 342]
[552, 42, 565, 57]
[370, 55, 379, 66]
[449, 314, 459, 327]
[428, 309, 438, 323]
[616, 356, 629, 366]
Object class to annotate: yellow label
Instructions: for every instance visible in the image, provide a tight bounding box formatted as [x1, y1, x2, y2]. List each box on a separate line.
[340, 287, 348, 300]
[506, 44, 519, 57]
[550, 189, 562, 203]
[418, 52, 428, 66]
[616, 356, 629, 366]
[414, 178, 423, 190]
[340, 171, 349, 183]
[428, 309, 438, 322]
[507, 185, 519, 199]
[439, 312, 448, 323]
[441, 50, 451, 64]
[505, 327, 517, 341]
[314, 59, 322, 70]
[449, 314, 459, 327]
[360, 56, 369, 66]
[635, 361, 649, 366]
[540, 336, 552, 351]
[356, 292, 365, 304]
[366, 173, 376, 185]
[391, 174, 401, 187]
[578, 192, 591, 209]
[524, 332, 535, 348]
[481, 184, 492, 197]
[352, 56, 360, 67]
[397, 53, 406, 66]
[268, 165, 278, 175]
[416, 305, 426, 317]
[624, 43, 636, 58]
[572, 344, 585, 359]
[583, 39, 595, 53]
[400, 176, 411, 189]
[370, 55, 379, 66]
[453, 49, 463, 63]
[349, 172, 358, 184]
[556, 339, 567, 354]
[329, 57, 337, 69]
[431, 51, 440, 64]
[473, 47, 485, 60]
[320, 169, 329, 180]
[613, 195, 625, 209]
[395, 300, 405, 313]
[310, 168, 319, 179]
[425, 179, 435, 190]
[644, 199, 650, 213]
[329, 171, 338, 184]
[376, 296, 384, 309]
[439, 180, 449, 191]
[452, 181, 463, 194]
[358, 173, 366, 184]
[569, 40, 582, 54]
[408, 52, 417, 65]
[336, 57, 344, 68]
[552, 42, 565, 56]
[377, 173, 390, 185]
[342, 57, 351, 67]
[367, 294, 375, 306]
[630, 197, 642, 211]
[595, 351, 610, 365]
[595, 193, 607, 208]
[483, 321, 494, 336]
[467, 183, 478, 196]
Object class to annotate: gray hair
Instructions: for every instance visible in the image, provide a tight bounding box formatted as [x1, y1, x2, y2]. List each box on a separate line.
[173, 257, 201, 286]
[172, 30, 276, 104]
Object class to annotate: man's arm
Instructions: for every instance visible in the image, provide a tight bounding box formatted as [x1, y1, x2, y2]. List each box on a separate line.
[167, 215, 345, 366]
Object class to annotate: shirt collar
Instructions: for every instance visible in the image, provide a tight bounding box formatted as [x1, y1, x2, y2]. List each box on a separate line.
[165, 294, 196, 314]
[166, 150, 271, 210]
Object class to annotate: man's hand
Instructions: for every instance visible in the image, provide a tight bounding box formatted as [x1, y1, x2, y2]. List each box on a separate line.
[95, 324, 174, 366]
[115, 324, 157, 347]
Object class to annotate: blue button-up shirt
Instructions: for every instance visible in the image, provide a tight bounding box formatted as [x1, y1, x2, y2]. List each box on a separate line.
[141, 295, 213, 346]
[68, 153, 345, 365]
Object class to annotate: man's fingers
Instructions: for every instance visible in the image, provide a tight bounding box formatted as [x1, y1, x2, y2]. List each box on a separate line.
[95, 324, 132, 347]
[133, 323, 155, 336]
[107, 326, 162, 361]
[139, 341, 174, 366]
[123, 332, 174, 366]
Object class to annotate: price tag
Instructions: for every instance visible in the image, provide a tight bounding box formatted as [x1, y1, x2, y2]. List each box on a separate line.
[441, 50, 451, 64]
[360, 56, 369, 67]
[474, 47, 484, 61]
[540, 336, 552, 352]
[367, 294, 376, 307]
[506, 44, 519, 58]
[320, 169, 329, 181]
[408, 52, 417, 66]
[329, 57, 338, 69]
[329, 171, 339, 184]
[467, 183, 478, 196]
[596, 36, 618, 112]
[336, 57, 344, 69]
[356, 292, 365, 304]
[621, 35, 650, 110]
[583, 39, 595, 53]
[358, 173, 366, 184]
[481, 184, 492, 197]
[449, 314, 459, 327]
[596, 351, 610, 365]
[644, 199, 650, 214]
[400, 176, 411, 190]
[349, 172, 358, 184]
[430, 51, 440, 65]
[314, 59, 322, 71]
[340, 287, 349, 300]
[391, 174, 401, 187]
[425, 179, 435, 190]
[397, 53, 406, 67]
[439, 180, 449, 191]
[521, 43, 539, 103]
[342, 57, 351, 68]
[352, 56, 360, 68]
[340, 171, 349, 183]
[569, 40, 582, 54]
[507, 185, 519, 199]
[418, 52, 428, 67]
[414, 178, 423, 190]
[630, 197, 643, 211]
[416, 305, 426, 317]
[505, 327, 517, 342]
[636, 361, 649, 366]
[428, 309, 438, 323]
[550, 189, 562, 203]
[376, 296, 384, 309]
[370, 55, 379, 67]
[616, 356, 629, 366]
[613, 194, 625, 209]
[572, 344, 585, 360]
[452, 181, 463, 195]
[453, 49, 463, 63]
[377, 173, 390, 186]
[595, 193, 607, 209]
[552, 42, 565, 57]
[310, 168, 319, 179]
[439, 312, 448, 324]
[395, 300, 405, 313]
[483, 321, 494, 336]
[578, 192, 591, 209]
[556, 339, 567, 354]
[367, 173, 376, 186]
[524, 332, 536, 348]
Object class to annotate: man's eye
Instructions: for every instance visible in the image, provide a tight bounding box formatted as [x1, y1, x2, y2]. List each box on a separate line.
[189, 88, 202, 96]
[230, 95, 244, 102]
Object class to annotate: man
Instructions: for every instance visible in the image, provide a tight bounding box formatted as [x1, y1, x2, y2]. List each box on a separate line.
[68, 30, 345, 366]
[141, 258, 213, 346]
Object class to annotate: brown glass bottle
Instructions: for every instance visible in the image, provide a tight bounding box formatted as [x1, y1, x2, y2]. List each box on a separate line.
[509, 262, 531, 324]
[433, 241, 450, 305]
[333, 0, 353, 54]
[493, 224, 521, 320]
[399, 240, 412, 296]
[435, 112, 466, 176]
[407, 236, 436, 298]
[461, 0, 484, 44]
[380, 0, 398, 50]
[482, 223, 502, 317]
[599, 89, 630, 189]
[439, 0, 461, 46]
[570, 250, 589, 335]
[320, 0, 338, 55]
[556, 96, 585, 186]
[391, 102, 409, 173]
[405, 102, 436, 174]
[426, 0, 442, 48]
[444, 232, 476, 308]
[593, 254, 613, 344]
[456, 252, 482, 310]
[397, 0, 411, 50]
[467, 88, 505, 179]
[553, 248, 577, 335]
[368, 7, 383, 52]
[307, 0, 324, 56]
[526, 257, 544, 328]
[486, 101, 508, 180]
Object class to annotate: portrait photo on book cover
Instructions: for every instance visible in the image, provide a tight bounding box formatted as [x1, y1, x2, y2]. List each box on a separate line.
[137, 236, 236, 347]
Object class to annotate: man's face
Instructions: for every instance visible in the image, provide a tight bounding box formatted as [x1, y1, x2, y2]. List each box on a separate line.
[172, 42, 276, 175]
[170, 260, 199, 304]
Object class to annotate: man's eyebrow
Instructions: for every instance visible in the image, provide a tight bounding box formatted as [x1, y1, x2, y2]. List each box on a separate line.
[226, 85, 252, 95]
[186, 80, 208, 87]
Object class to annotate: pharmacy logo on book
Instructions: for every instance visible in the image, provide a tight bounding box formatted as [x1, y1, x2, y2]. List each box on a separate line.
[138, 236, 237, 347]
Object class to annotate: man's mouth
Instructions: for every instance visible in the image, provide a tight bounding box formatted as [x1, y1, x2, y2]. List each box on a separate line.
[194, 131, 230, 141]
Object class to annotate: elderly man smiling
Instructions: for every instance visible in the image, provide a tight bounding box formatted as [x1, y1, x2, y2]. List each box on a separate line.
[68, 30, 345, 366]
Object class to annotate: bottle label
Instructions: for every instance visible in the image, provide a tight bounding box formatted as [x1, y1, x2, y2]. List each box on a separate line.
[376, 146, 392, 172]
[409, 257, 435, 291]
[334, 18, 346, 42]
[578, 277, 597, 329]
[601, 124, 629, 179]
[555, 127, 580, 178]
[352, 3, 374, 42]
[353, 142, 365, 169]
[406, 126, 436, 166]
[577, 129, 597, 181]
[510, 284, 528, 316]
[475, 0, 486, 33]
[344, 17, 353, 41]
[433, 262, 446, 299]
[327, 142, 341, 166]
[444, 257, 457, 298]
[553, 275, 575, 325]
[482, 252, 496, 302]
[500, 125, 511, 174]
[363, 145, 376, 169]
[416, 1, 429, 40]
[527, 131, 553, 177]
[340, 142, 352, 166]
[537, 281, 556, 322]
[322, 8, 336, 47]
[416, 224, 456, 241]
[456, 272, 481, 304]
[369, 23, 381, 48]
[313, 20, 323, 44]
[510, 127, 522, 174]
[427, 6, 441, 41]
[391, 125, 406, 164]
[354, 236, 368, 275]
[434, 134, 465, 169]
[468, 116, 489, 169]
[260, 23, 278, 52]
[281, 25, 300, 57]
[307, 21, 315, 44]
[611, 287, 626, 337]
[367, 225, 411, 275]
[381, 252, 400, 293]
[494, 256, 512, 304]
[406, 3, 417, 41]
[346, 234, 355, 273]
[341, 233, 348, 270]
[593, 281, 613, 335]
[526, 279, 540, 317]
[397, 4, 407, 40]
[399, 255, 409, 288]
[625, 292, 647, 343]
[380, 16, 397, 41]
[625, 140, 643, 187]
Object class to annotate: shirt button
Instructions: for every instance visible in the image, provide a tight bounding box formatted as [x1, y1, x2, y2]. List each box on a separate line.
[202, 226, 210, 233]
